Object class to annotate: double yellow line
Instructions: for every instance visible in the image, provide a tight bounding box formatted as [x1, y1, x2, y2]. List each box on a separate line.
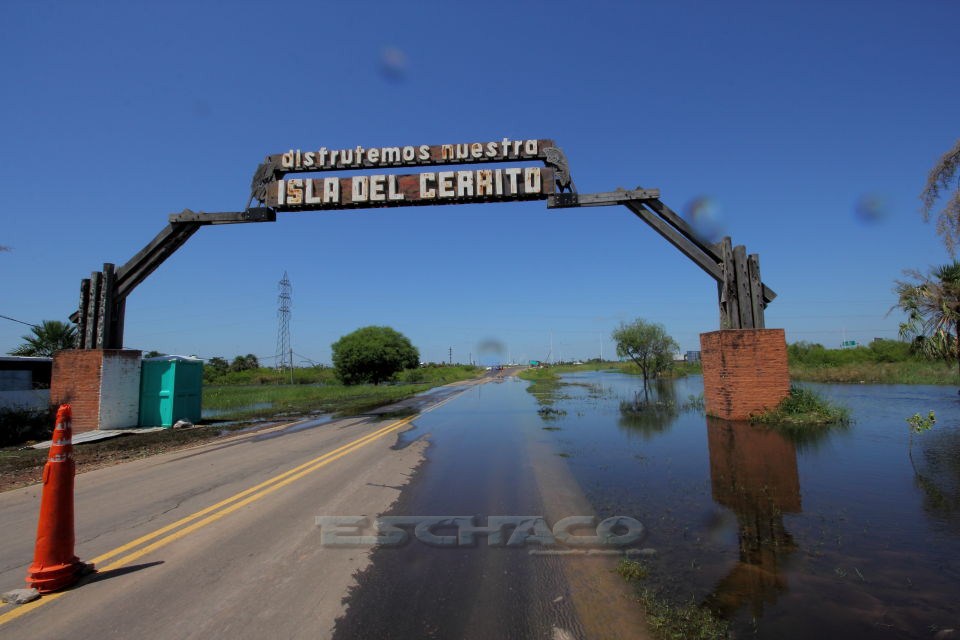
[0, 396, 455, 627]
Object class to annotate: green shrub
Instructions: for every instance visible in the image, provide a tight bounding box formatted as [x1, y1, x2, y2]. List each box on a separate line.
[750, 386, 849, 426]
[0, 407, 54, 447]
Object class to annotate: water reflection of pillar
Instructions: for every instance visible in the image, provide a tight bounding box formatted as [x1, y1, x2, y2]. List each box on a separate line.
[704, 418, 802, 619]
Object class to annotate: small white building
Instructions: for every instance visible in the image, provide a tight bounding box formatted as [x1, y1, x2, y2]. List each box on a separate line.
[0, 356, 52, 411]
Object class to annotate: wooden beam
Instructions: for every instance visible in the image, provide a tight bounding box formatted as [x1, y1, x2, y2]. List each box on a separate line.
[643, 197, 720, 262]
[748, 254, 765, 329]
[115, 223, 201, 299]
[623, 201, 723, 281]
[547, 188, 660, 208]
[733, 245, 753, 329]
[168, 208, 277, 225]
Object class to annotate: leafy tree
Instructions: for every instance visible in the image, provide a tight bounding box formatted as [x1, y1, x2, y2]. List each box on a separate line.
[203, 356, 230, 383]
[207, 356, 229, 374]
[332, 326, 419, 385]
[921, 137, 960, 256]
[230, 354, 260, 372]
[612, 319, 678, 394]
[8, 320, 77, 357]
[143, 350, 164, 358]
[894, 261, 960, 380]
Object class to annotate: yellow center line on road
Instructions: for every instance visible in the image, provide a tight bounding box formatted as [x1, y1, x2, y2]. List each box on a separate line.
[0, 391, 462, 628]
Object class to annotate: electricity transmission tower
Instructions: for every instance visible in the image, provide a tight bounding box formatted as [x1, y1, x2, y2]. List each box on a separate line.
[275, 271, 293, 382]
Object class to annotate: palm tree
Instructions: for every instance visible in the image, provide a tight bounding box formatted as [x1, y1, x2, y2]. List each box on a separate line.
[7, 320, 77, 357]
[921, 137, 960, 256]
[894, 261, 960, 381]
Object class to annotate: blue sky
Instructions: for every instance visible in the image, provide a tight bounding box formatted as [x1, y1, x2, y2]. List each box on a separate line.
[2, 1, 958, 366]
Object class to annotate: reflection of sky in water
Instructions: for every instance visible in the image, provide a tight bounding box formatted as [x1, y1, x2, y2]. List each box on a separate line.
[373, 370, 960, 638]
[524, 370, 960, 639]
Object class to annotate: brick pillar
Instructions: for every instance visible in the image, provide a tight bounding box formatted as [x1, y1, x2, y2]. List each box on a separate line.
[700, 329, 789, 421]
[51, 349, 142, 434]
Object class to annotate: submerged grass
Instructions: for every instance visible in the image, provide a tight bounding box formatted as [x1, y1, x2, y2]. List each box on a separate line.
[615, 560, 728, 639]
[749, 386, 850, 426]
[639, 589, 730, 640]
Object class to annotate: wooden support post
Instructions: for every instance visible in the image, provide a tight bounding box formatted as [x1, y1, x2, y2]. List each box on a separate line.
[111, 297, 126, 349]
[96, 264, 116, 348]
[77, 279, 91, 348]
[733, 245, 753, 329]
[718, 238, 738, 329]
[747, 254, 765, 329]
[84, 272, 102, 350]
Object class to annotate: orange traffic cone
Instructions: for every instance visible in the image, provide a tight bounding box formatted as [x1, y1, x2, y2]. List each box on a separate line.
[25, 405, 93, 593]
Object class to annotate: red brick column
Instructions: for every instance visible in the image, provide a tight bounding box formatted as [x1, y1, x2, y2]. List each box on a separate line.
[50, 350, 104, 434]
[700, 329, 790, 421]
[50, 349, 142, 434]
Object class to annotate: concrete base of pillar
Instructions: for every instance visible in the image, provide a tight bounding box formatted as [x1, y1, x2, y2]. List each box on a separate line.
[700, 329, 790, 421]
[50, 350, 142, 434]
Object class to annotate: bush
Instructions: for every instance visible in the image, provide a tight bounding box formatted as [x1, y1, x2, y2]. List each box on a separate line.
[0, 407, 54, 447]
[750, 386, 850, 426]
[332, 326, 419, 385]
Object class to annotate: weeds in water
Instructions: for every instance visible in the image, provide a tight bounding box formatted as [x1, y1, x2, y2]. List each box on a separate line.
[616, 559, 648, 581]
[538, 407, 567, 419]
[682, 394, 705, 413]
[639, 589, 730, 640]
[750, 386, 850, 426]
[907, 410, 936, 433]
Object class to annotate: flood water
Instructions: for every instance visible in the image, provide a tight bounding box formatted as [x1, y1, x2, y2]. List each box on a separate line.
[336, 372, 960, 639]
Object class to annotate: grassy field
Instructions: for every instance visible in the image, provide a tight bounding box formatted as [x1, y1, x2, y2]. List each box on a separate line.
[789, 361, 958, 385]
[203, 364, 481, 420]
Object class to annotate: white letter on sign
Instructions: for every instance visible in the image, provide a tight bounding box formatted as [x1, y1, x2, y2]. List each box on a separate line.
[456, 171, 474, 197]
[437, 171, 455, 198]
[304, 179, 322, 204]
[476, 170, 493, 195]
[286, 179, 303, 205]
[352, 176, 369, 202]
[323, 178, 340, 203]
[370, 175, 386, 201]
[420, 173, 436, 199]
[504, 168, 522, 195]
[523, 167, 541, 193]
[388, 175, 404, 201]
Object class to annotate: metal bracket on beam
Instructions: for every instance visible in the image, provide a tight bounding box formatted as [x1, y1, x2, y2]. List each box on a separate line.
[168, 208, 277, 225]
[547, 188, 660, 209]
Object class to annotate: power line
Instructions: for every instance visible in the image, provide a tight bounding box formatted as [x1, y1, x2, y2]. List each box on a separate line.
[0, 313, 39, 328]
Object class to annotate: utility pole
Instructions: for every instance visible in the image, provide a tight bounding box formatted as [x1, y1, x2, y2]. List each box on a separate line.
[275, 271, 293, 384]
[448, 347, 452, 365]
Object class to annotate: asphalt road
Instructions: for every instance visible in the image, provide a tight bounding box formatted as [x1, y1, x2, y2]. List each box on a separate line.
[0, 371, 650, 639]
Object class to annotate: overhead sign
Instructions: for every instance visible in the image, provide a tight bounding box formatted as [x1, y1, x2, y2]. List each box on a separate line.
[269, 138, 554, 172]
[256, 138, 572, 210]
[267, 167, 554, 209]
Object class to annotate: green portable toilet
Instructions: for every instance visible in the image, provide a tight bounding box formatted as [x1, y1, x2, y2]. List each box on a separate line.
[139, 356, 203, 427]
